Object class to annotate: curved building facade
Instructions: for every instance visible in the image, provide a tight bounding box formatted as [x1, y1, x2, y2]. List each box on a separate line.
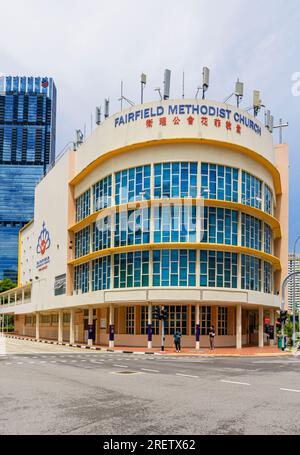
[0, 99, 289, 349]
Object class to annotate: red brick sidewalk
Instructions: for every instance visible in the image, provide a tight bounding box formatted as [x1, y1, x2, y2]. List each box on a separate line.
[97, 345, 291, 357]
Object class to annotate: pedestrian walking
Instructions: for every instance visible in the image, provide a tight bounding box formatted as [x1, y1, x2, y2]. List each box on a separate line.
[209, 325, 215, 350]
[173, 330, 182, 352]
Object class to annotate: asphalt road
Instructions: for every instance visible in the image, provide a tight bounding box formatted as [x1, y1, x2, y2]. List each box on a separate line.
[1, 338, 300, 435]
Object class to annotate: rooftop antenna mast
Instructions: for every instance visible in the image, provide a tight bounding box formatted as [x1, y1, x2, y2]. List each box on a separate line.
[95, 106, 101, 125]
[182, 71, 185, 99]
[75, 129, 84, 148]
[119, 81, 135, 110]
[224, 78, 244, 107]
[265, 110, 274, 134]
[235, 79, 244, 108]
[195, 67, 210, 99]
[141, 73, 146, 104]
[253, 90, 263, 117]
[163, 69, 171, 100]
[273, 118, 289, 144]
[104, 98, 110, 119]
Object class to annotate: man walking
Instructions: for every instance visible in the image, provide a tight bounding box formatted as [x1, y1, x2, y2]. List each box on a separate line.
[209, 325, 215, 350]
[173, 330, 182, 352]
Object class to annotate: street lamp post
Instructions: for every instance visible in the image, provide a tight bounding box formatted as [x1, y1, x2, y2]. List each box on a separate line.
[281, 271, 300, 349]
[292, 236, 300, 348]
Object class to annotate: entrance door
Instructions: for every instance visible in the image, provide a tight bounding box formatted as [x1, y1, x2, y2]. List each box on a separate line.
[248, 311, 258, 346]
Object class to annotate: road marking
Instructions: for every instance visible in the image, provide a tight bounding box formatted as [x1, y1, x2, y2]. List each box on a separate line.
[5, 362, 12, 365]
[141, 368, 159, 373]
[113, 364, 128, 368]
[280, 388, 300, 393]
[221, 380, 250, 386]
[176, 373, 199, 379]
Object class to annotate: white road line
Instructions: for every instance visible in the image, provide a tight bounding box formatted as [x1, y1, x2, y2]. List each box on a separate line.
[221, 380, 250, 386]
[280, 388, 300, 393]
[141, 368, 159, 373]
[5, 363, 12, 365]
[176, 373, 199, 379]
[113, 364, 128, 368]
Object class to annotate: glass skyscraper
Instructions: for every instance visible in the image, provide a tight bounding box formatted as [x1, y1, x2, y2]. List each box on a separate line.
[0, 76, 56, 282]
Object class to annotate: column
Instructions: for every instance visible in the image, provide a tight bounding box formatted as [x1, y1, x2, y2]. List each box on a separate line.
[147, 303, 152, 349]
[58, 310, 63, 344]
[70, 309, 75, 345]
[195, 304, 200, 350]
[269, 309, 275, 346]
[36, 312, 40, 341]
[109, 304, 115, 348]
[258, 306, 264, 348]
[236, 304, 242, 349]
[88, 307, 93, 346]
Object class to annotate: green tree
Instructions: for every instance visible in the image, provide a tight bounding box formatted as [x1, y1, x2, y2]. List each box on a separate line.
[0, 278, 17, 293]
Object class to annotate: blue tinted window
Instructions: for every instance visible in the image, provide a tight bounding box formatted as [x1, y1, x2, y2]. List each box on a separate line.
[200, 251, 238, 288]
[154, 162, 197, 199]
[93, 216, 111, 251]
[152, 250, 196, 287]
[154, 205, 196, 243]
[115, 208, 150, 247]
[201, 163, 238, 202]
[75, 226, 90, 258]
[241, 255, 261, 291]
[114, 251, 149, 288]
[93, 175, 112, 212]
[92, 256, 111, 291]
[115, 165, 151, 205]
[241, 171, 262, 209]
[76, 189, 91, 222]
[202, 207, 238, 245]
[241, 213, 262, 251]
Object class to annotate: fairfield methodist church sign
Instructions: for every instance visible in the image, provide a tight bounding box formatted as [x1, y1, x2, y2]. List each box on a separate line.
[114, 102, 262, 136]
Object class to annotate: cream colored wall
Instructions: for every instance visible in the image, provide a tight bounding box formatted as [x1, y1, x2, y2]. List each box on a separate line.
[74, 99, 275, 177]
[20, 222, 35, 286]
[28, 151, 71, 313]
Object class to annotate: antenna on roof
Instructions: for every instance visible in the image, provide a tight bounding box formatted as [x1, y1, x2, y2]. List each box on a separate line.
[104, 98, 109, 119]
[182, 71, 185, 99]
[253, 90, 263, 117]
[163, 69, 171, 100]
[155, 87, 162, 101]
[235, 79, 244, 108]
[95, 106, 101, 125]
[265, 110, 274, 133]
[76, 129, 83, 148]
[195, 67, 210, 99]
[140, 73, 146, 104]
[119, 81, 135, 110]
[224, 77, 244, 107]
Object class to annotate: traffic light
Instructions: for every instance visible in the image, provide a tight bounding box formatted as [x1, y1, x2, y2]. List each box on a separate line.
[154, 306, 160, 320]
[280, 310, 288, 323]
[161, 308, 168, 321]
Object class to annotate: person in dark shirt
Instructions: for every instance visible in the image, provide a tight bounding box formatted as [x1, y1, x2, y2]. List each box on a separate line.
[209, 325, 215, 350]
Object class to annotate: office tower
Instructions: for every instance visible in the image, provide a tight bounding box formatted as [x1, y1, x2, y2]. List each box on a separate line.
[0, 76, 56, 282]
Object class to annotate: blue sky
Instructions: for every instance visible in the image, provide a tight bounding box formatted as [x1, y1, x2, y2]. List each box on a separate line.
[0, 0, 299, 250]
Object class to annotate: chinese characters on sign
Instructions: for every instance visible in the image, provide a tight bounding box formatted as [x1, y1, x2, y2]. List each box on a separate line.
[145, 115, 242, 134]
[114, 103, 262, 136]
